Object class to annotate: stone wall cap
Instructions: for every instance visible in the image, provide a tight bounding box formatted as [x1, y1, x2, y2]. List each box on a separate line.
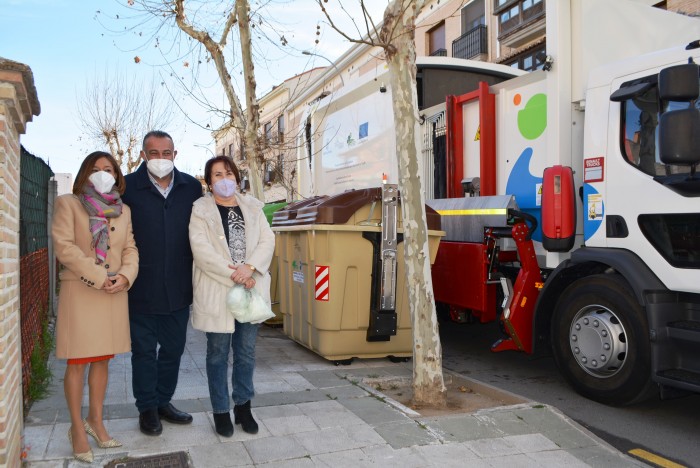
[0, 56, 41, 116]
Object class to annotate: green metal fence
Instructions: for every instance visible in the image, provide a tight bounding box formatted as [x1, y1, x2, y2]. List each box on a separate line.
[19, 146, 53, 406]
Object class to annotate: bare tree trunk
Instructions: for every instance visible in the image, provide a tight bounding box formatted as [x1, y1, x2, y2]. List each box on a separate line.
[173, 0, 264, 195]
[382, 0, 446, 407]
[236, 0, 264, 200]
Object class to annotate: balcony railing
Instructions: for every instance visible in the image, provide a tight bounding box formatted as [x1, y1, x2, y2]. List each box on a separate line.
[452, 24, 488, 60]
[430, 48, 448, 57]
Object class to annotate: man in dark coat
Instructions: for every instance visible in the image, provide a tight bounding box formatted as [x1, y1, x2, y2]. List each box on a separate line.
[122, 130, 202, 436]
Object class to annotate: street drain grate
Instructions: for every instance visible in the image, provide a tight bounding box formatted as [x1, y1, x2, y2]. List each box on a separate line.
[104, 451, 189, 468]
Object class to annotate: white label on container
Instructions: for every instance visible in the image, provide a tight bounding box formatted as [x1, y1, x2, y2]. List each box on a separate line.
[293, 271, 304, 283]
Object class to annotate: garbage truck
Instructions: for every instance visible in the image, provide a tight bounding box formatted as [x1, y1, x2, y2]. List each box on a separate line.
[293, 0, 700, 404]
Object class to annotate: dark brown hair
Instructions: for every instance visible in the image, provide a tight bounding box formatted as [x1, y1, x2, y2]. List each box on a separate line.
[204, 156, 241, 189]
[73, 151, 126, 195]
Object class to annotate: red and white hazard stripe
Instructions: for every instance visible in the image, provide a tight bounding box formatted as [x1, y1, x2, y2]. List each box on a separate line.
[315, 265, 329, 301]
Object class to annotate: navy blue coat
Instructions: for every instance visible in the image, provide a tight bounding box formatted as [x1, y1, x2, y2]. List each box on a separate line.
[122, 163, 202, 315]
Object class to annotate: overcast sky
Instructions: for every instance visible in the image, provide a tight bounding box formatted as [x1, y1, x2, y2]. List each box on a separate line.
[1, 0, 387, 178]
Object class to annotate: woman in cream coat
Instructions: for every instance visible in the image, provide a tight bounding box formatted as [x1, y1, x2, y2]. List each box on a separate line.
[189, 156, 275, 438]
[53, 151, 138, 462]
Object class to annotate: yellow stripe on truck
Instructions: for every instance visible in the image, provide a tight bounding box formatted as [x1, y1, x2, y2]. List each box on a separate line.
[436, 209, 509, 216]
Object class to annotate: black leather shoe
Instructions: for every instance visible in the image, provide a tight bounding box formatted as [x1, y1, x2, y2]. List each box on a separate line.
[158, 403, 193, 424]
[139, 408, 162, 436]
[233, 401, 258, 434]
[213, 412, 234, 437]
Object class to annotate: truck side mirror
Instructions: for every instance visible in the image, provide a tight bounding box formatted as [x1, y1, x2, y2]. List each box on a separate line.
[658, 63, 699, 102]
[659, 108, 700, 172]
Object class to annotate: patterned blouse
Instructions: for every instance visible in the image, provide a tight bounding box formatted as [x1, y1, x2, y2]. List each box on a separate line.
[216, 204, 246, 265]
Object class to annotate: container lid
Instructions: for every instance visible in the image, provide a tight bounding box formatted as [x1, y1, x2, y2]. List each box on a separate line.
[263, 201, 289, 226]
[272, 188, 441, 230]
[271, 196, 327, 226]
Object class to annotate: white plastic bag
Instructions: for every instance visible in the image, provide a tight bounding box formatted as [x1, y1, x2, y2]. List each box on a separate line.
[226, 284, 274, 324]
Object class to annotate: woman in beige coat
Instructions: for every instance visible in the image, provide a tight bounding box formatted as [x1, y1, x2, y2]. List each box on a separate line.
[189, 156, 275, 438]
[52, 151, 138, 462]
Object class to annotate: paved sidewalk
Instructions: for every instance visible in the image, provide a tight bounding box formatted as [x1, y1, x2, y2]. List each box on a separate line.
[23, 323, 645, 467]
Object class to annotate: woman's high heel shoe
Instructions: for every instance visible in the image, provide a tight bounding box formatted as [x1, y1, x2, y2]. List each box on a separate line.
[83, 419, 122, 448]
[67, 427, 94, 463]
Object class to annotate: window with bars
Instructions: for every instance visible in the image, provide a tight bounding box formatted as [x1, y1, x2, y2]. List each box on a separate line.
[264, 121, 273, 142]
[462, 0, 485, 32]
[277, 115, 285, 143]
[428, 21, 446, 56]
[454, 0, 487, 60]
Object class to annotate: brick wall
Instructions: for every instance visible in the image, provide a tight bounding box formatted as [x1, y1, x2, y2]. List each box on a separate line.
[0, 59, 40, 467]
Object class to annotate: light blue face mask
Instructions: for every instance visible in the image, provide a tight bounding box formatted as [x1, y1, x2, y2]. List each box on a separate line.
[213, 178, 238, 197]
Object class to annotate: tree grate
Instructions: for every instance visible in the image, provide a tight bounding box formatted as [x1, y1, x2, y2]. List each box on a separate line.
[104, 451, 190, 468]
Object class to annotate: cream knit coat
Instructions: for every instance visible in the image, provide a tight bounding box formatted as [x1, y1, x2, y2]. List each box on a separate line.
[189, 192, 275, 333]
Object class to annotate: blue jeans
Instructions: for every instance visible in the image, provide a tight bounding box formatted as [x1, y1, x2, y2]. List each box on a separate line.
[206, 321, 260, 414]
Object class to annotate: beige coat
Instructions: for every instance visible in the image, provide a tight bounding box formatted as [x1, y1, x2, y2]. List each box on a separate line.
[189, 193, 275, 333]
[52, 195, 139, 359]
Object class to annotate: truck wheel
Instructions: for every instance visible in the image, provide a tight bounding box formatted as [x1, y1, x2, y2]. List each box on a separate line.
[551, 274, 654, 405]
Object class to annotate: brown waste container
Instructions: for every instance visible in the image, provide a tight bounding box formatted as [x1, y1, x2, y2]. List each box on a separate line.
[272, 188, 443, 363]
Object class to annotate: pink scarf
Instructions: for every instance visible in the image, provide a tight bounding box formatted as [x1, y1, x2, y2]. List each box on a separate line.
[79, 185, 123, 264]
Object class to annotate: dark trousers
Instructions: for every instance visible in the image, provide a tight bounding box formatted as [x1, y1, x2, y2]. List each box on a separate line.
[129, 306, 190, 413]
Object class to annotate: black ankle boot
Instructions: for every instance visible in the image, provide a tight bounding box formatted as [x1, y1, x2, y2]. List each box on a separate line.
[233, 401, 258, 434]
[213, 412, 234, 437]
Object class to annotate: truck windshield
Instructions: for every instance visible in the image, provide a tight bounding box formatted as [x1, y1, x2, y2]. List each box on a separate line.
[621, 86, 699, 177]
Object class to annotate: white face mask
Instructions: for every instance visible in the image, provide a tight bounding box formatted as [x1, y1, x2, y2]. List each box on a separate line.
[88, 171, 116, 194]
[147, 158, 174, 179]
[212, 178, 237, 198]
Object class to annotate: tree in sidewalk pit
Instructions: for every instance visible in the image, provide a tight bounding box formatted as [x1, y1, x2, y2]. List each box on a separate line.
[317, 0, 446, 408]
[76, 69, 172, 174]
[116, 0, 266, 199]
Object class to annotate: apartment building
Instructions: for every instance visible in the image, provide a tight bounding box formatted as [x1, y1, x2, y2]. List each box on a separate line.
[213, 67, 327, 201]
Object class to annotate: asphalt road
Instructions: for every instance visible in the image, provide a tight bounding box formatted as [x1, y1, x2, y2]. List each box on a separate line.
[439, 319, 700, 468]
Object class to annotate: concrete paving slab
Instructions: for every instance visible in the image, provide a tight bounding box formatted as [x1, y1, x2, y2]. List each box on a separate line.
[337, 396, 409, 426]
[484, 452, 541, 467]
[257, 457, 316, 468]
[414, 442, 482, 466]
[294, 425, 385, 455]
[463, 436, 521, 458]
[524, 449, 592, 468]
[188, 440, 253, 467]
[472, 409, 535, 436]
[297, 400, 366, 429]
[504, 433, 561, 453]
[297, 371, 351, 389]
[372, 419, 438, 449]
[254, 404, 304, 419]
[543, 426, 598, 449]
[361, 445, 431, 468]
[312, 448, 377, 468]
[254, 389, 329, 407]
[423, 414, 503, 442]
[21, 424, 52, 462]
[263, 414, 319, 437]
[244, 434, 309, 464]
[322, 383, 370, 400]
